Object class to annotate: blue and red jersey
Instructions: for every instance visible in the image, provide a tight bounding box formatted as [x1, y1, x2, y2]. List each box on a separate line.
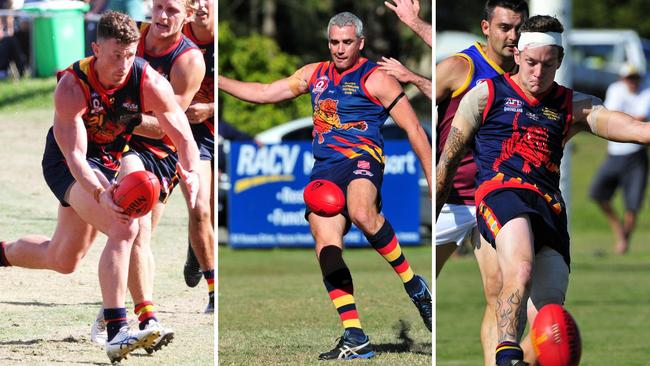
[57, 56, 148, 170]
[182, 22, 214, 134]
[437, 42, 506, 205]
[130, 23, 199, 159]
[474, 73, 573, 214]
[308, 58, 389, 173]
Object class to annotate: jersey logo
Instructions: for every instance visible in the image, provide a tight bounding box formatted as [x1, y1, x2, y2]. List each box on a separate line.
[493, 113, 559, 174]
[312, 99, 368, 144]
[313, 76, 329, 94]
[503, 97, 523, 113]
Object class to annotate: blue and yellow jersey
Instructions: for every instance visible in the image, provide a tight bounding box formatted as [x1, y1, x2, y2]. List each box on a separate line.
[182, 22, 214, 134]
[130, 23, 199, 159]
[474, 73, 573, 214]
[308, 58, 388, 172]
[57, 56, 147, 170]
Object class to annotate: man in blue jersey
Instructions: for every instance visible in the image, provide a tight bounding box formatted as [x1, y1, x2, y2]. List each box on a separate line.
[435, 1, 528, 365]
[219, 12, 432, 360]
[437, 14, 650, 365]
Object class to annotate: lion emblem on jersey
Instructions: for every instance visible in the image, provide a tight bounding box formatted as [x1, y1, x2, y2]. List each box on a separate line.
[493, 115, 559, 174]
[313, 99, 368, 144]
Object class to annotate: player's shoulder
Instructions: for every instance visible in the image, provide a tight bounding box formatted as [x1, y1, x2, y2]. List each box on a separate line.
[55, 71, 85, 100]
[436, 54, 471, 81]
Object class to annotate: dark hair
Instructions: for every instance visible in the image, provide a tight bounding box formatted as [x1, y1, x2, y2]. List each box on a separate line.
[97, 11, 140, 44]
[519, 15, 564, 58]
[484, 0, 529, 21]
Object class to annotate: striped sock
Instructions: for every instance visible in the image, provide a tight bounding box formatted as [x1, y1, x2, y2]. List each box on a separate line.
[0, 242, 11, 267]
[203, 269, 214, 296]
[134, 301, 158, 330]
[496, 341, 524, 365]
[324, 266, 363, 332]
[104, 308, 128, 342]
[365, 220, 419, 293]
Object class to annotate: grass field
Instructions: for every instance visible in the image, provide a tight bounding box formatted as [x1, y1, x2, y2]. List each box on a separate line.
[437, 133, 650, 365]
[218, 245, 432, 365]
[0, 82, 213, 365]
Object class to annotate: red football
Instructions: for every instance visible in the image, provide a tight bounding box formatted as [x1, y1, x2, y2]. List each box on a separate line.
[303, 179, 345, 217]
[532, 304, 582, 366]
[113, 171, 160, 218]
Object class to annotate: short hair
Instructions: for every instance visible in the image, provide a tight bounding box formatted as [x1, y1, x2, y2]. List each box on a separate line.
[519, 15, 564, 58]
[484, 0, 529, 21]
[97, 11, 140, 44]
[327, 12, 364, 38]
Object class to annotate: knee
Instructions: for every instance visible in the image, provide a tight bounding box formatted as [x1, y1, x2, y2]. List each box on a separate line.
[514, 260, 533, 287]
[52, 252, 82, 274]
[482, 271, 503, 303]
[349, 208, 376, 233]
[189, 202, 211, 225]
[109, 219, 140, 243]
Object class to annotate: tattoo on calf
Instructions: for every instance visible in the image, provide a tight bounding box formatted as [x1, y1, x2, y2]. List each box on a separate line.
[496, 288, 524, 343]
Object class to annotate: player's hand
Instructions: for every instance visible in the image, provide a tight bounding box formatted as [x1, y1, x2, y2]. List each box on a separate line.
[186, 103, 214, 124]
[101, 184, 130, 224]
[384, 0, 420, 26]
[377, 57, 415, 84]
[177, 162, 199, 208]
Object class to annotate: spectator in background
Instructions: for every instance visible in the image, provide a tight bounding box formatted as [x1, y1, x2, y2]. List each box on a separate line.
[0, 0, 27, 78]
[589, 64, 650, 254]
[379, 0, 431, 99]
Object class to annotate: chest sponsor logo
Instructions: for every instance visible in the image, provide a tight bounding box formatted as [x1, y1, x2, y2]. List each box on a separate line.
[90, 93, 105, 114]
[542, 107, 561, 121]
[526, 112, 539, 121]
[504, 97, 523, 113]
[313, 76, 329, 94]
[357, 160, 370, 169]
[342, 82, 359, 95]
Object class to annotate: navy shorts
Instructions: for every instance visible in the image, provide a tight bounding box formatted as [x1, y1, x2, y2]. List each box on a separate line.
[476, 188, 571, 267]
[42, 128, 118, 207]
[123, 148, 179, 203]
[589, 149, 648, 212]
[191, 122, 214, 162]
[305, 156, 384, 233]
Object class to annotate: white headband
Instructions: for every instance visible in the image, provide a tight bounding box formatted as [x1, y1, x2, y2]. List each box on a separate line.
[517, 32, 563, 50]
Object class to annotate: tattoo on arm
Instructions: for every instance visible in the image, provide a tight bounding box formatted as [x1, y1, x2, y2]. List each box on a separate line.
[435, 126, 468, 215]
[496, 288, 524, 343]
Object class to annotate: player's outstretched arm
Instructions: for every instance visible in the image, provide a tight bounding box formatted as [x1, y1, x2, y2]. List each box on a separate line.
[52, 73, 125, 218]
[377, 56, 431, 100]
[436, 81, 486, 218]
[366, 69, 432, 195]
[218, 63, 318, 104]
[384, 0, 431, 47]
[573, 91, 650, 143]
[142, 66, 201, 205]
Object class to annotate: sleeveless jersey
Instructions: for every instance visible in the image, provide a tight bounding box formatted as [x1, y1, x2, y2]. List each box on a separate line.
[437, 42, 506, 205]
[474, 73, 573, 214]
[182, 23, 214, 132]
[308, 58, 388, 173]
[131, 23, 199, 159]
[57, 56, 147, 171]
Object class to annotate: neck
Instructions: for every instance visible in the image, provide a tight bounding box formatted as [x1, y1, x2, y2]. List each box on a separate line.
[190, 22, 213, 42]
[145, 29, 182, 54]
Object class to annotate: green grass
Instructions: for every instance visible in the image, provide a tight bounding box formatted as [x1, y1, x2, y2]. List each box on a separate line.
[219, 246, 433, 365]
[0, 77, 56, 112]
[437, 133, 650, 365]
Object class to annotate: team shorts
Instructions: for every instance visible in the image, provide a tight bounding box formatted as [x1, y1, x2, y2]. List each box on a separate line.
[41, 128, 117, 207]
[589, 149, 648, 212]
[305, 156, 384, 234]
[123, 148, 179, 203]
[476, 188, 571, 267]
[436, 203, 477, 246]
[191, 122, 214, 162]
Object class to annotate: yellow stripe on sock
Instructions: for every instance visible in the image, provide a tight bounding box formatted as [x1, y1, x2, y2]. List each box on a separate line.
[384, 247, 402, 262]
[398, 267, 415, 283]
[137, 305, 155, 315]
[333, 294, 355, 308]
[342, 319, 362, 329]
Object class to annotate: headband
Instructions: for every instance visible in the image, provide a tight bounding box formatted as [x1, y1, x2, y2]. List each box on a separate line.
[517, 32, 563, 50]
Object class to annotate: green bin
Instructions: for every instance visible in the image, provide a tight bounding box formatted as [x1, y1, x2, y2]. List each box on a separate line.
[23, 1, 89, 77]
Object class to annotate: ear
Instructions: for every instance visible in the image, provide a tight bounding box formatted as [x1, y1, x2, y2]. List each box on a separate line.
[514, 48, 521, 65]
[359, 37, 365, 51]
[91, 42, 100, 58]
[557, 50, 564, 69]
[481, 19, 490, 37]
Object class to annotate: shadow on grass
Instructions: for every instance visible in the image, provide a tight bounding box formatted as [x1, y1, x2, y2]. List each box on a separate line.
[0, 300, 101, 307]
[0, 81, 54, 110]
[374, 320, 432, 356]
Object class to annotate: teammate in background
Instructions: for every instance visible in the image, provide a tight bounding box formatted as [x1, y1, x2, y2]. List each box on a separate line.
[179, 0, 215, 313]
[437, 14, 650, 365]
[435, 1, 528, 365]
[379, 0, 431, 99]
[589, 64, 650, 254]
[219, 12, 432, 360]
[91, 0, 206, 352]
[0, 11, 200, 363]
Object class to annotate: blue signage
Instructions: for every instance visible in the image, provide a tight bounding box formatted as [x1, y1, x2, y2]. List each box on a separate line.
[228, 141, 420, 248]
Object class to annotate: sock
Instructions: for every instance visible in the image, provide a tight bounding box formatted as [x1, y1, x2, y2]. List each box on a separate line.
[0, 242, 11, 267]
[365, 220, 418, 293]
[496, 341, 524, 365]
[134, 301, 158, 330]
[203, 269, 214, 296]
[320, 246, 364, 336]
[104, 308, 128, 342]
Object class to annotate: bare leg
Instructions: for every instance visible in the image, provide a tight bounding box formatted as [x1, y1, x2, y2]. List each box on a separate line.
[595, 201, 627, 254]
[180, 159, 214, 272]
[436, 242, 457, 277]
[474, 233, 502, 366]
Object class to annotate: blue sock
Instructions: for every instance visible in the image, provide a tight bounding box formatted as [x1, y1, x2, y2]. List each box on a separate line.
[104, 308, 128, 342]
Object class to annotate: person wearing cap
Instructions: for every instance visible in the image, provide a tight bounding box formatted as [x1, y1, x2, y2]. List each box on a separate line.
[437, 14, 650, 365]
[588, 64, 650, 254]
